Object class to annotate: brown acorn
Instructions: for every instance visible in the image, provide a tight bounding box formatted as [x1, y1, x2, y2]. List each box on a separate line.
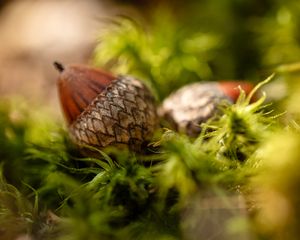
[54, 62, 158, 150]
[159, 81, 255, 137]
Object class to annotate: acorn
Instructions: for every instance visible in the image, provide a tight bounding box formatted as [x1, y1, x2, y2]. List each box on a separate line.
[159, 81, 254, 137]
[54, 62, 158, 150]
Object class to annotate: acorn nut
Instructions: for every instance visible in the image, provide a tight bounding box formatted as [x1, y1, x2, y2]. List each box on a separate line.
[159, 81, 254, 137]
[54, 62, 158, 150]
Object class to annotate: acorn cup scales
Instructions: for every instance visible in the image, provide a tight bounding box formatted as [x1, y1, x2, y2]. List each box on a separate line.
[54, 62, 158, 150]
[159, 81, 254, 137]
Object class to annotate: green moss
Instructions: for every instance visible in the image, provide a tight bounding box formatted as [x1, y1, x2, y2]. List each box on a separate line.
[3, 1, 300, 238]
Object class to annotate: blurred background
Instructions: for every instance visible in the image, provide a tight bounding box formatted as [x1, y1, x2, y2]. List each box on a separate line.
[1, 1, 300, 240]
[0, 0, 115, 112]
[1, 0, 300, 114]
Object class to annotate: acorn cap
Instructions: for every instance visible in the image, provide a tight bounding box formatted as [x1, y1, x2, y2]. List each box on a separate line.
[159, 81, 255, 137]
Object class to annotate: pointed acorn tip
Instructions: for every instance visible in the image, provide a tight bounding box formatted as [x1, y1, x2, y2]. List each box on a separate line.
[53, 61, 65, 72]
